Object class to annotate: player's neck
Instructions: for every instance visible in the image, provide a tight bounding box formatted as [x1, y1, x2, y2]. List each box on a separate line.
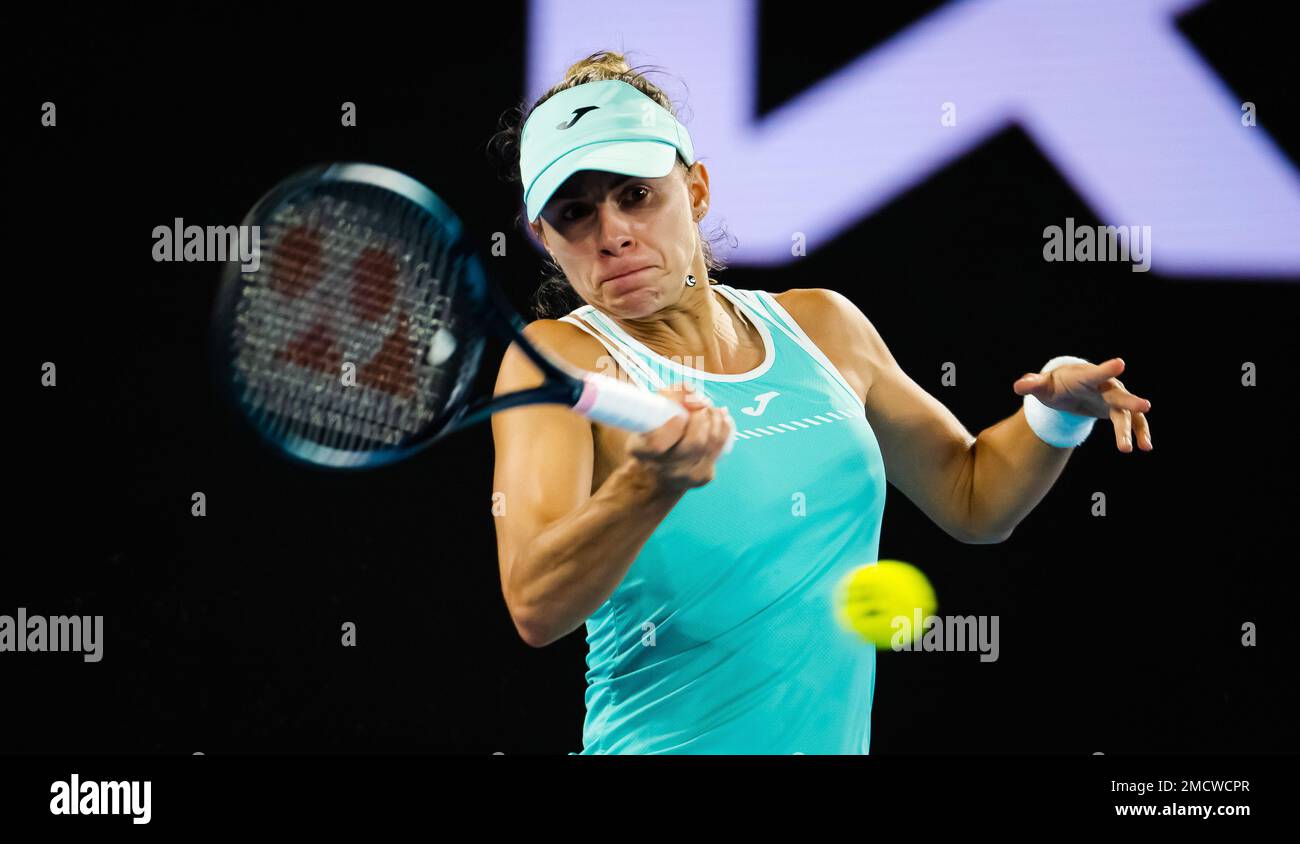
[620, 280, 763, 373]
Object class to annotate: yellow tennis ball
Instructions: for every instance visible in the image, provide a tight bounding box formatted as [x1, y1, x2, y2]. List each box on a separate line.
[834, 559, 938, 649]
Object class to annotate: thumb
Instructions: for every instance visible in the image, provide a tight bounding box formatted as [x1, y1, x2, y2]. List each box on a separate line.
[629, 407, 690, 458]
[1013, 372, 1044, 395]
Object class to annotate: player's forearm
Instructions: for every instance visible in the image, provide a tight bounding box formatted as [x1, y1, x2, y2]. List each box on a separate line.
[963, 405, 1073, 543]
[509, 461, 685, 647]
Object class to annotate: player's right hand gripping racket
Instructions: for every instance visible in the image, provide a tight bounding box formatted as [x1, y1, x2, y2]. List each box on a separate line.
[210, 162, 688, 469]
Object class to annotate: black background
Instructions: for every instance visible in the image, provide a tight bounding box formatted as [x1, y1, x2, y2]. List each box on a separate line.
[7, 1, 1298, 756]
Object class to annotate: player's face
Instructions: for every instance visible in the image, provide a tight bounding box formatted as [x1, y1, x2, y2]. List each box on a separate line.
[535, 162, 709, 318]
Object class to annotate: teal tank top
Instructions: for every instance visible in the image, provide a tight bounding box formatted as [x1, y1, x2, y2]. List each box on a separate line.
[557, 283, 888, 754]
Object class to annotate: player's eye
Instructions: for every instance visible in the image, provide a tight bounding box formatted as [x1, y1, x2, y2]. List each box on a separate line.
[559, 203, 589, 222]
[558, 187, 649, 222]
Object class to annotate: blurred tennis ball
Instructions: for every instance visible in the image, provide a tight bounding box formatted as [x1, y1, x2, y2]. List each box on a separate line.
[834, 559, 937, 649]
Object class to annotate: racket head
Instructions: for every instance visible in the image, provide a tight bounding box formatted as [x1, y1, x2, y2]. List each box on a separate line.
[210, 162, 495, 470]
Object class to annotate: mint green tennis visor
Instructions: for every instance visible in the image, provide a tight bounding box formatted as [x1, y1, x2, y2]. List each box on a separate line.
[520, 79, 696, 223]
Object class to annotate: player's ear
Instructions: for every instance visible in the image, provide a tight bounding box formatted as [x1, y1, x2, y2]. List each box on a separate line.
[684, 161, 709, 221]
[531, 221, 551, 255]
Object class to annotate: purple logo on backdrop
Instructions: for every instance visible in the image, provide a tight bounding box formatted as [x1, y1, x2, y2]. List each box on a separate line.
[528, 0, 1300, 277]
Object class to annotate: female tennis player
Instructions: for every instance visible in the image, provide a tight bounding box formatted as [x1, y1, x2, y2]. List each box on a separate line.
[487, 52, 1153, 754]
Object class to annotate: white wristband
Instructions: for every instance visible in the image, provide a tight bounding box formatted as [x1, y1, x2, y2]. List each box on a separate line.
[1023, 355, 1096, 448]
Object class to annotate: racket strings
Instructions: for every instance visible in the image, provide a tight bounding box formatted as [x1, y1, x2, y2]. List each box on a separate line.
[228, 184, 472, 457]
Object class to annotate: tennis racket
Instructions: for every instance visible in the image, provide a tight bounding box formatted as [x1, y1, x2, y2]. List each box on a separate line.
[210, 162, 687, 469]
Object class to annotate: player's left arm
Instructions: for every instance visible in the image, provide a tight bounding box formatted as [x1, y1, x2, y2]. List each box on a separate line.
[778, 288, 1152, 544]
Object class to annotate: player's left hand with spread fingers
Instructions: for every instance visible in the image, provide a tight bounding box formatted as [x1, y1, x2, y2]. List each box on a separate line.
[1012, 357, 1153, 453]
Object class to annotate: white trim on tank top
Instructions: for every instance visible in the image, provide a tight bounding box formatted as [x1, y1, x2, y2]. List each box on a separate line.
[569, 283, 777, 383]
[556, 314, 667, 390]
[744, 289, 864, 410]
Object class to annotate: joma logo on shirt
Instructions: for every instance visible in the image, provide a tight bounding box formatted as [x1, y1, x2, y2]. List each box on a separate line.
[740, 391, 780, 416]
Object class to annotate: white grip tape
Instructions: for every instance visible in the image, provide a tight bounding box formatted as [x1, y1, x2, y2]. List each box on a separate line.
[573, 373, 687, 433]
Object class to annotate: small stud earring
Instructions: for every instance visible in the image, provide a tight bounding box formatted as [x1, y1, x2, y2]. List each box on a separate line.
[685, 274, 697, 287]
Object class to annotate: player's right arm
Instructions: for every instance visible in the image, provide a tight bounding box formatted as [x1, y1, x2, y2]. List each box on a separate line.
[490, 319, 734, 648]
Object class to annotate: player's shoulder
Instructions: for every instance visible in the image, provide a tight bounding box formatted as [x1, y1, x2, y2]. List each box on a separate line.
[518, 314, 611, 373]
[767, 286, 886, 374]
[770, 287, 861, 327]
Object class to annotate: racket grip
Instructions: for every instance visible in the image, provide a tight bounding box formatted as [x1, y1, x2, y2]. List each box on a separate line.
[573, 373, 689, 433]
